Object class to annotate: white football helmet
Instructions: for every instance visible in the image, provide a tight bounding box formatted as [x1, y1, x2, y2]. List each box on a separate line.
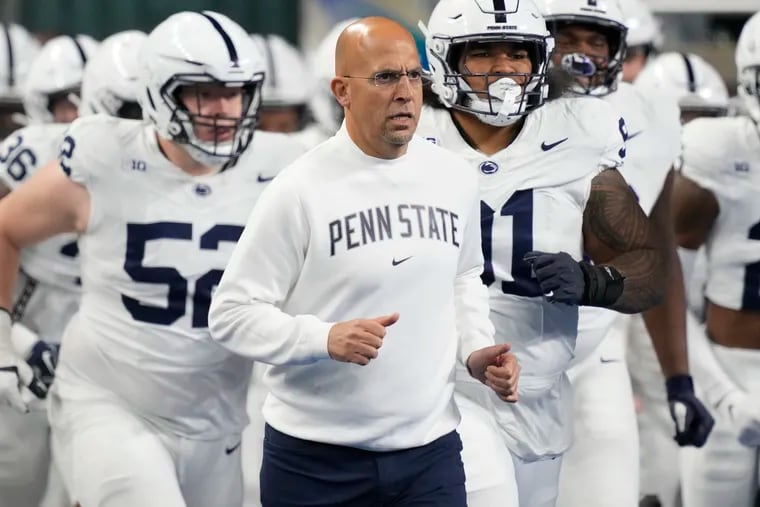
[80, 30, 146, 119]
[422, 0, 554, 126]
[138, 11, 266, 166]
[0, 23, 40, 105]
[619, 0, 662, 51]
[635, 52, 728, 119]
[308, 18, 358, 136]
[23, 34, 99, 124]
[250, 34, 312, 108]
[541, 0, 627, 96]
[736, 11, 760, 122]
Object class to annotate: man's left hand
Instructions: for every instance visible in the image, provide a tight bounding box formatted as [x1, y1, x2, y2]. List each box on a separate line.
[467, 344, 520, 403]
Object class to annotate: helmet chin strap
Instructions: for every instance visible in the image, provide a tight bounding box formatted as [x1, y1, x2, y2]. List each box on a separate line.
[462, 77, 526, 127]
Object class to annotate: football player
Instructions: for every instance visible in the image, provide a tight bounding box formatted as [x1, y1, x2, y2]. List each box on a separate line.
[0, 23, 39, 141]
[297, 18, 359, 149]
[251, 34, 313, 133]
[675, 12, 760, 507]
[631, 49, 730, 507]
[619, 0, 662, 83]
[537, 2, 713, 507]
[0, 32, 98, 507]
[0, 11, 304, 507]
[636, 51, 729, 124]
[419, 0, 667, 505]
[22, 35, 99, 126]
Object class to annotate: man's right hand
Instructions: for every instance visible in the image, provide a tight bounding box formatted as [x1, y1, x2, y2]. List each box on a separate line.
[327, 313, 400, 365]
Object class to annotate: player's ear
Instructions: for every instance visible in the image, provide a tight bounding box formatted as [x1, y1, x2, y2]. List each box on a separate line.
[331, 77, 350, 108]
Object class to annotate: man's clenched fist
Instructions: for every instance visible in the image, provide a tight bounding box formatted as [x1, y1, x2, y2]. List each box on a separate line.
[467, 343, 520, 402]
[328, 313, 399, 365]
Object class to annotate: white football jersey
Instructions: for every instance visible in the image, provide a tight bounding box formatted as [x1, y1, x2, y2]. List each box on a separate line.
[53, 115, 305, 439]
[0, 124, 81, 291]
[416, 97, 625, 459]
[602, 81, 681, 215]
[681, 116, 760, 311]
[574, 82, 682, 364]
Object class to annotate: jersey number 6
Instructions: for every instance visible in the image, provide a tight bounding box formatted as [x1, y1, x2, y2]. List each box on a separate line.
[122, 222, 244, 328]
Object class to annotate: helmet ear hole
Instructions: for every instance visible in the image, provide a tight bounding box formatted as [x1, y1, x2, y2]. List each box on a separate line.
[167, 121, 182, 136]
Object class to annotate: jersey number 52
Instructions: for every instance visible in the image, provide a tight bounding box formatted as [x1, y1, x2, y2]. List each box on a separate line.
[122, 222, 244, 328]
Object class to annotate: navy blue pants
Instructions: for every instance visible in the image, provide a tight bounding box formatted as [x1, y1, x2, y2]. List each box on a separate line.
[260, 424, 467, 506]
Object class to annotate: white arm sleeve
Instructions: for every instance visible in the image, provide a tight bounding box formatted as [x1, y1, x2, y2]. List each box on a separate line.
[454, 196, 496, 365]
[208, 178, 333, 366]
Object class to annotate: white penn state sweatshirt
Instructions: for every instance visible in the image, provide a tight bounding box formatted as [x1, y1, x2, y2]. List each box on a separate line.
[209, 126, 495, 451]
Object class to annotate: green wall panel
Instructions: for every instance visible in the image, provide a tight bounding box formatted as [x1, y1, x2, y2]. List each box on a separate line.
[20, 0, 299, 43]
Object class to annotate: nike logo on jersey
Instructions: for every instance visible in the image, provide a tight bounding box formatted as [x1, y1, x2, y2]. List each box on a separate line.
[392, 256, 412, 266]
[599, 357, 621, 364]
[540, 138, 568, 151]
[257, 174, 275, 183]
[735, 161, 750, 173]
[225, 441, 241, 455]
[627, 130, 643, 141]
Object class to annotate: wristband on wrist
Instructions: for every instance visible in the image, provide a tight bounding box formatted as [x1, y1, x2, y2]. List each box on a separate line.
[578, 262, 625, 308]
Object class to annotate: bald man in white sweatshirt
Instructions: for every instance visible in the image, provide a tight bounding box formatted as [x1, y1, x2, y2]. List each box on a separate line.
[209, 16, 520, 507]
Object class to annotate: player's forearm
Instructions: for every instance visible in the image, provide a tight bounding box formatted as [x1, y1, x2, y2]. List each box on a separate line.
[0, 231, 21, 313]
[604, 246, 665, 314]
[642, 244, 689, 377]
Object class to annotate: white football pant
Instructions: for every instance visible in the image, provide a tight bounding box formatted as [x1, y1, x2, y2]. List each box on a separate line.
[455, 391, 519, 507]
[0, 403, 50, 507]
[558, 315, 639, 507]
[627, 315, 681, 507]
[681, 342, 760, 507]
[512, 453, 562, 507]
[48, 381, 243, 507]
